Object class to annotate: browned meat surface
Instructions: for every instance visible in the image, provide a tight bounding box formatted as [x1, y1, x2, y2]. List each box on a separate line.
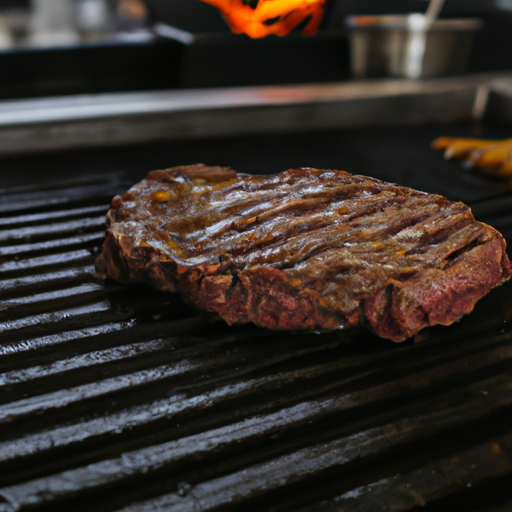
[96, 164, 512, 342]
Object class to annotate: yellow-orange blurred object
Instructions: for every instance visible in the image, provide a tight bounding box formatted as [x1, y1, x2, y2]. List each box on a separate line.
[432, 137, 512, 177]
[117, 0, 148, 20]
[199, 0, 326, 37]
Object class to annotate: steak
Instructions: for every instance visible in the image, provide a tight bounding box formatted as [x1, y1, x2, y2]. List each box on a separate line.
[96, 164, 512, 342]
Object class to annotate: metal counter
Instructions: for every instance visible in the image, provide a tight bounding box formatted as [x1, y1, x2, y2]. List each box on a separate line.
[0, 72, 511, 155]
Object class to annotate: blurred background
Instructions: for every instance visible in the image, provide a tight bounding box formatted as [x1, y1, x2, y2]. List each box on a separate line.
[0, 0, 511, 100]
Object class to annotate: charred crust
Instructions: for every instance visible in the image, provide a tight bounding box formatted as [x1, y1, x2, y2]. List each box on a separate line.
[146, 164, 236, 185]
[110, 195, 122, 209]
[96, 165, 512, 342]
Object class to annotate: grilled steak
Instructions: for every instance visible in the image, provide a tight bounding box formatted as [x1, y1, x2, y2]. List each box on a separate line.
[96, 164, 512, 342]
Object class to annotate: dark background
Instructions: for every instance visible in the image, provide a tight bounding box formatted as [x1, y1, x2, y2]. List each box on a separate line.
[1, 0, 512, 100]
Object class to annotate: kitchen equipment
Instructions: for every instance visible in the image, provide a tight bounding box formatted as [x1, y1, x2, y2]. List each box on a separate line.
[152, 21, 348, 88]
[346, 14, 482, 79]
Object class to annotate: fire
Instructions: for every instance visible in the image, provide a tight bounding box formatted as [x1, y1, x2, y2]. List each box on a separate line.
[199, 0, 326, 38]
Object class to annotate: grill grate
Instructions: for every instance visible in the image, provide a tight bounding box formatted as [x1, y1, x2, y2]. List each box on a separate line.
[0, 174, 512, 512]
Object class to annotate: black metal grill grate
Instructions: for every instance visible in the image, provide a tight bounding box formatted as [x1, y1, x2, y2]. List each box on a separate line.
[1, 173, 512, 512]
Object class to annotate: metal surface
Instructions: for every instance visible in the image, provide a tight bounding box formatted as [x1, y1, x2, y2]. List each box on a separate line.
[1, 145, 512, 510]
[485, 78, 512, 125]
[346, 15, 482, 79]
[0, 73, 511, 156]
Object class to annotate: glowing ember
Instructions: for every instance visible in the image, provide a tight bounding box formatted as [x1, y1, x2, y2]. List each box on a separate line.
[199, 0, 326, 38]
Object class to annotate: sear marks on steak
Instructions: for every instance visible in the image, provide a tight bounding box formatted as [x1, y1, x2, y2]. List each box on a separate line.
[96, 164, 512, 342]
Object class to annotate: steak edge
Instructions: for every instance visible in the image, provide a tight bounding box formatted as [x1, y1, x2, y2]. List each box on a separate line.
[96, 164, 512, 342]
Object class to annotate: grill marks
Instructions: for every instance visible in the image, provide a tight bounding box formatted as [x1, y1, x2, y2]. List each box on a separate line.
[1, 175, 512, 512]
[151, 174, 439, 266]
[133, 172, 433, 266]
[208, 185, 471, 274]
[152, 178, 440, 272]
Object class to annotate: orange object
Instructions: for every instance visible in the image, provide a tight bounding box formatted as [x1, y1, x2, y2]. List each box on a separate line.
[199, 0, 326, 37]
[117, 0, 148, 20]
[432, 137, 512, 177]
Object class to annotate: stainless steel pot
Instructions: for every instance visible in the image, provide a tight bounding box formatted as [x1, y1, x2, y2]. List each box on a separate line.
[346, 15, 482, 79]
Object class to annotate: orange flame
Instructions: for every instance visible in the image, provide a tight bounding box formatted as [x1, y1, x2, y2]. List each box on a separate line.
[199, 0, 326, 38]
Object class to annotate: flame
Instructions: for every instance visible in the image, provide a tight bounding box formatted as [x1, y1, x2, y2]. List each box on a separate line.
[199, 0, 326, 38]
